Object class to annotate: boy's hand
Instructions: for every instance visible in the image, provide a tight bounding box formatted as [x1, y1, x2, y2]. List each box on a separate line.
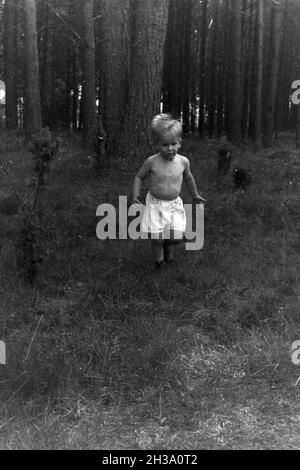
[193, 194, 206, 203]
[131, 196, 143, 205]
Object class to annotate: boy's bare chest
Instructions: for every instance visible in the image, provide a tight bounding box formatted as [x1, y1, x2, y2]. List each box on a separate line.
[151, 161, 184, 182]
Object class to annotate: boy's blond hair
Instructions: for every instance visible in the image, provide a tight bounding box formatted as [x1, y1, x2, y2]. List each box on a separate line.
[151, 113, 182, 143]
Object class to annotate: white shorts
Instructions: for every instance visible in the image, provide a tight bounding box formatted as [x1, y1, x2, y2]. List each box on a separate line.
[141, 192, 186, 237]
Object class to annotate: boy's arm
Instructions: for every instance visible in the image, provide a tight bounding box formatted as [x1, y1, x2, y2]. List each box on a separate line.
[183, 158, 206, 202]
[132, 158, 152, 203]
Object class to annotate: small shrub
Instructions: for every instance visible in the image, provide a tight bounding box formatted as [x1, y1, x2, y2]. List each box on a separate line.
[28, 128, 60, 189]
[15, 209, 43, 284]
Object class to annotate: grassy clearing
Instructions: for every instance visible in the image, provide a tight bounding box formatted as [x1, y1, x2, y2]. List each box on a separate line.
[0, 130, 299, 449]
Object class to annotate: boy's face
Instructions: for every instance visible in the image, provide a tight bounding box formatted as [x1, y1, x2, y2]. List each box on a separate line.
[157, 133, 181, 161]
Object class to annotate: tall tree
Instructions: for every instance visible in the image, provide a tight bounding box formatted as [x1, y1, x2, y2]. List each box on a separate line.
[198, 0, 208, 136]
[240, 0, 250, 139]
[100, 0, 169, 163]
[224, 0, 232, 137]
[254, 0, 263, 146]
[248, 0, 258, 140]
[99, 0, 130, 160]
[24, 0, 41, 136]
[3, 0, 18, 128]
[190, 2, 200, 133]
[263, 0, 284, 147]
[182, 0, 192, 134]
[216, 0, 226, 136]
[207, 0, 219, 138]
[162, 0, 182, 117]
[120, 0, 169, 161]
[274, 0, 288, 138]
[228, 0, 242, 143]
[39, 0, 50, 125]
[71, 45, 80, 130]
[81, 0, 97, 146]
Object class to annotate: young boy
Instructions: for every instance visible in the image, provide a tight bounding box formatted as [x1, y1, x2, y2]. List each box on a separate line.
[132, 113, 205, 269]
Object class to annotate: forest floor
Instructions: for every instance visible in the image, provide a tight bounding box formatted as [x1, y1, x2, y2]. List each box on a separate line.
[0, 131, 300, 450]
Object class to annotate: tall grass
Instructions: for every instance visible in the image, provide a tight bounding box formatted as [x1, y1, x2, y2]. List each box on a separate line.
[0, 131, 299, 449]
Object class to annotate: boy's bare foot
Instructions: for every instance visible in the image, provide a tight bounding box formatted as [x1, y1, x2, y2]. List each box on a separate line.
[155, 260, 163, 270]
[163, 241, 174, 263]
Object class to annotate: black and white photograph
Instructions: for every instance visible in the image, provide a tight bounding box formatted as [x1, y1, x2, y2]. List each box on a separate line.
[0, 0, 300, 452]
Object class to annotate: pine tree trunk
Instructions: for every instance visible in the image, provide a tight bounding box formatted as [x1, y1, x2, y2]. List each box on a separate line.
[208, 0, 218, 138]
[81, 0, 97, 146]
[248, 0, 257, 140]
[182, 0, 192, 134]
[99, 0, 130, 160]
[65, 46, 71, 129]
[216, 0, 226, 136]
[162, 0, 173, 113]
[3, 0, 18, 129]
[240, 0, 249, 139]
[72, 49, 79, 130]
[176, 2, 186, 119]
[163, 0, 182, 117]
[224, 0, 231, 136]
[24, 0, 41, 137]
[198, 0, 207, 136]
[14, 1, 24, 128]
[254, 0, 263, 146]
[190, 2, 200, 134]
[40, 0, 49, 126]
[119, 0, 169, 162]
[263, 1, 283, 147]
[274, 0, 288, 138]
[50, 14, 56, 129]
[228, 0, 242, 143]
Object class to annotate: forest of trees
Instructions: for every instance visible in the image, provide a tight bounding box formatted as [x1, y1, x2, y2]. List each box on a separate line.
[1, 0, 300, 160]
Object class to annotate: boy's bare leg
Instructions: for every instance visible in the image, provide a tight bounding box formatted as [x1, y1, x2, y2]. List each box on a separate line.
[163, 230, 184, 263]
[169, 229, 184, 242]
[151, 239, 164, 267]
[163, 240, 174, 263]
